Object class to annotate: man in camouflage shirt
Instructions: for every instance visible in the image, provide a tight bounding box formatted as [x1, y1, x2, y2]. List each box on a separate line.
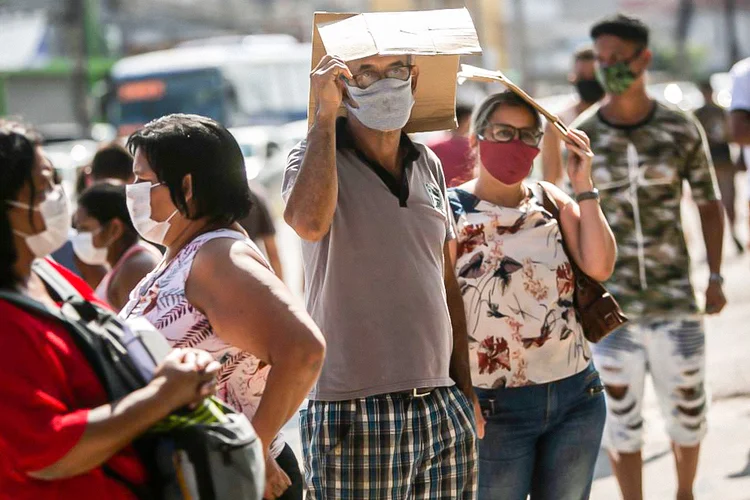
[572, 15, 727, 500]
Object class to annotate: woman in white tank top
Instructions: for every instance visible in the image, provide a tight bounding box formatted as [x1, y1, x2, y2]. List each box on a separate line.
[118, 114, 326, 500]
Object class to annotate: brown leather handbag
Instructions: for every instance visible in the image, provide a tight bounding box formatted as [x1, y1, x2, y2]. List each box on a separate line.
[537, 183, 628, 343]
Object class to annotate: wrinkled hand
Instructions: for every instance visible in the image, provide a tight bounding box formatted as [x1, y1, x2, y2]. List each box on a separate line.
[705, 281, 727, 315]
[263, 454, 292, 500]
[564, 128, 595, 195]
[473, 396, 486, 440]
[152, 348, 220, 411]
[311, 54, 354, 121]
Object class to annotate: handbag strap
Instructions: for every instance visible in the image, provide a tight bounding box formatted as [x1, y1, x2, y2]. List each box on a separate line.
[532, 183, 583, 278]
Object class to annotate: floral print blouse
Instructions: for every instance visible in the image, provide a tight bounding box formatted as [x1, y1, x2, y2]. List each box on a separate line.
[448, 185, 591, 388]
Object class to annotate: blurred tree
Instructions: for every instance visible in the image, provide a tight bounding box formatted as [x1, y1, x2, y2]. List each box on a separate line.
[725, 0, 741, 65]
[675, 0, 695, 79]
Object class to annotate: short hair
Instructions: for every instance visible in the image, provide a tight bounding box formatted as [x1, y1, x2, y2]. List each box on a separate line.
[127, 114, 251, 226]
[591, 14, 649, 47]
[456, 103, 473, 123]
[91, 142, 133, 182]
[78, 183, 137, 237]
[574, 46, 596, 62]
[471, 91, 542, 137]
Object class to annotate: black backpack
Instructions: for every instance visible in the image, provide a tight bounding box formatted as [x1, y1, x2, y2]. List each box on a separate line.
[0, 260, 264, 500]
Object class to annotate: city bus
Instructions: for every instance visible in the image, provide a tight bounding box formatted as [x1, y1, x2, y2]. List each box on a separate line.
[108, 36, 311, 136]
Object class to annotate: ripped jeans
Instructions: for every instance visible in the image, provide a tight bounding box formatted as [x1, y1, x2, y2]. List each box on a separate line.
[591, 314, 708, 453]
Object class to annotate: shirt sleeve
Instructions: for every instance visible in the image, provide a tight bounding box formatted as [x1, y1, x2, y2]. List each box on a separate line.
[730, 62, 750, 112]
[684, 116, 721, 204]
[0, 311, 90, 473]
[282, 139, 307, 203]
[430, 148, 455, 242]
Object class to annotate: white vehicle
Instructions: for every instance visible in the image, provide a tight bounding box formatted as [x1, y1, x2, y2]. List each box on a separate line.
[109, 37, 311, 136]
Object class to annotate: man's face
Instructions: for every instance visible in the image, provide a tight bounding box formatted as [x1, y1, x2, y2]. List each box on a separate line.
[594, 35, 649, 73]
[346, 55, 418, 91]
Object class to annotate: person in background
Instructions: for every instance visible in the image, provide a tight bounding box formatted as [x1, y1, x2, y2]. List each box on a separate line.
[0, 119, 220, 500]
[729, 56, 750, 249]
[238, 183, 284, 280]
[449, 91, 615, 499]
[541, 46, 605, 185]
[284, 53, 478, 499]
[695, 79, 743, 253]
[69, 143, 138, 289]
[90, 142, 135, 184]
[428, 103, 475, 187]
[72, 183, 161, 311]
[120, 114, 326, 500]
[574, 15, 726, 500]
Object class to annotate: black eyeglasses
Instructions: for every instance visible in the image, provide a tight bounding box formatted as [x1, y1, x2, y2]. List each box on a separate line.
[347, 65, 414, 89]
[478, 123, 543, 147]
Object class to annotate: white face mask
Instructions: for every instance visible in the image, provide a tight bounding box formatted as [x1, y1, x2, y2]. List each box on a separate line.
[8, 185, 71, 257]
[344, 76, 415, 131]
[125, 182, 178, 245]
[71, 229, 109, 265]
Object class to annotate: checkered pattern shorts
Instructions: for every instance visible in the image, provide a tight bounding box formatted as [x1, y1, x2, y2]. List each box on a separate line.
[300, 385, 478, 499]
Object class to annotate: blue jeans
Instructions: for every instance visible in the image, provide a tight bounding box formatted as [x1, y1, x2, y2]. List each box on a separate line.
[475, 363, 606, 500]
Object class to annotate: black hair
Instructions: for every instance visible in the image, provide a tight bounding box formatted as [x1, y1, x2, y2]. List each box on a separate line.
[78, 183, 137, 241]
[591, 14, 650, 47]
[574, 46, 596, 62]
[0, 120, 42, 289]
[127, 114, 251, 225]
[90, 142, 134, 182]
[471, 91, 542, 136]
[456, 103, 474, 124]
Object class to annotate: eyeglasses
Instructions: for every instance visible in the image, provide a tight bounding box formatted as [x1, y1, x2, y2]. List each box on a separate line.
[478, 123, 543, 147]
[347, 65, 414, 89]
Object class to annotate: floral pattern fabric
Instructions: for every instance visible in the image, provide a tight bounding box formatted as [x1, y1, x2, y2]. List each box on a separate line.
[448, 187, 591, 388]
[120, 229, 284, 456]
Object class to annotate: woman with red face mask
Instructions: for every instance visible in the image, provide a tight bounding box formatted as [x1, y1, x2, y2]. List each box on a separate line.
[446, 91, 617, 500]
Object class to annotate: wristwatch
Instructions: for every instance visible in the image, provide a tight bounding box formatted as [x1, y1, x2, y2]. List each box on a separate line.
[576, 188, 600, 203]
[708, 273, 724, 285]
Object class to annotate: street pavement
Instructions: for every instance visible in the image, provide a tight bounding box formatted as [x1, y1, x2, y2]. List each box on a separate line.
[277, 174, 750, 500]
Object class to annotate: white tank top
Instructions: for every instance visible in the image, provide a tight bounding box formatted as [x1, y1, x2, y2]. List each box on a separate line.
[120, 228, 284, 456]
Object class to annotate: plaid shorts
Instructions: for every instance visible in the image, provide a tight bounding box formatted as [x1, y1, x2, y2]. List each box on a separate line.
[300, 385, 477, 499]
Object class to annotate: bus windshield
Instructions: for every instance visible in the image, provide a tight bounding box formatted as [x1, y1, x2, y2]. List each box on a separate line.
[114, 69, 226, 132]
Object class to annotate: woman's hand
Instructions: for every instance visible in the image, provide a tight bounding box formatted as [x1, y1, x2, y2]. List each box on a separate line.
[564, 128, 595, 195]
[152, 348, 220, 411]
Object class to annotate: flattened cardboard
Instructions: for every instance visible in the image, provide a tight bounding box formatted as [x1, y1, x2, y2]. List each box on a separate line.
[458, 64, 575, 144]
[308, 9, 482, 134]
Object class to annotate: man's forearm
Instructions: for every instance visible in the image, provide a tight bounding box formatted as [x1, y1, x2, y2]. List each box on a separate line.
[284, 116, 338, 241]
[698, 200, 725, 274]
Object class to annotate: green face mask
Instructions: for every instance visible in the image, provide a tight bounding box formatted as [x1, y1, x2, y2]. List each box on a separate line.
[595, 48, 643, 95]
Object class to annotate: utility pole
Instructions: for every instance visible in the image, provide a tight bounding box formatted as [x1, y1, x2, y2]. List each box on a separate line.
[65, 0, 91, 133]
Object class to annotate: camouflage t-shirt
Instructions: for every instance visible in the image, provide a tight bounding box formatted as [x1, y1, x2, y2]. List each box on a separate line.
[571, 102, 720, 318]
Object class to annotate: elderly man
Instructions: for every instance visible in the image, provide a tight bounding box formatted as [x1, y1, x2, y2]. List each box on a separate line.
[283, 47, 479, 498]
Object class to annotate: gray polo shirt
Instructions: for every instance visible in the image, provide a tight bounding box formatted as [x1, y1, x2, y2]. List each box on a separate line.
[282, 119, 456, 401]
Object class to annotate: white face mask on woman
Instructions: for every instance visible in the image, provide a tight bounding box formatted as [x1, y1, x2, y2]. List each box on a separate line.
[125, 182, 178, 245]
[71, 229, 109, 265]
[7, 185, 71, 257]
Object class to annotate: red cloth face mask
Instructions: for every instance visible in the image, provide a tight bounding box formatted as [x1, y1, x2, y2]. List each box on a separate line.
[479, 139, 539, 185]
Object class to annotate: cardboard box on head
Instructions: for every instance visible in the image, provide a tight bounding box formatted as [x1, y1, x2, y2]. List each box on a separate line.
[308, 8, 482, 134]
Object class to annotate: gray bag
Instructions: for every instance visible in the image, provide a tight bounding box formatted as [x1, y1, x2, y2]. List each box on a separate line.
[0, 260, 264, 500]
